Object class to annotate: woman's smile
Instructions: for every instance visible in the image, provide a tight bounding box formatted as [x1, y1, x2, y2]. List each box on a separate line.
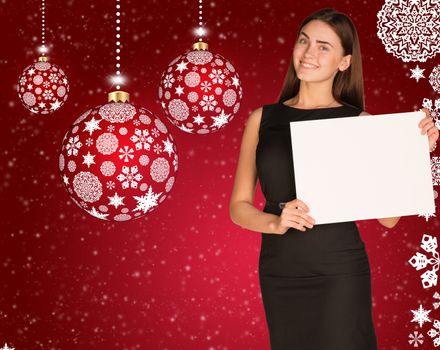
[300, 60, 319, 69]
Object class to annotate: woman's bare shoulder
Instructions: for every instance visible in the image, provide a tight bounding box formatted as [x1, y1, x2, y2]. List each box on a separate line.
[247, 107, 263, 123]
[242, 107, 264, 135]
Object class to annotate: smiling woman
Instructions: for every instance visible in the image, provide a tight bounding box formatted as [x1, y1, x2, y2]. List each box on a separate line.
[228, 7, 437, 350]
[279, 11, 363, 111]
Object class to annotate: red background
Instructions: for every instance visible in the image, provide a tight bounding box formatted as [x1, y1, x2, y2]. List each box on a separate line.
[1, 0, 439, 349]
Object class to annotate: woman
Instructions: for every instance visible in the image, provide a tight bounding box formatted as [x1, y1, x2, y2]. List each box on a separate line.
[229, 8, 438, 350]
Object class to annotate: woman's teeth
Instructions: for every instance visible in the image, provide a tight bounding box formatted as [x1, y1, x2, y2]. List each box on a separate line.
[301, 61, 318, 68]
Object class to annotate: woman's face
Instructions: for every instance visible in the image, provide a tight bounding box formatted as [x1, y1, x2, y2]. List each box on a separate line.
[292, 19, 352, 83]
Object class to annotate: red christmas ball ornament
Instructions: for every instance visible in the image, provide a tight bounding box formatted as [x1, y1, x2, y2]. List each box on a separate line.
[158, 42, 243, 134]
[59, 91, 178, 221]
[17, 56, 69, 114]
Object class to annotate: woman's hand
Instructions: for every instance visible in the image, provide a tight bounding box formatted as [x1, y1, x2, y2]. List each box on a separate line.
[419, 107, 439, 152]
[274, 199, 315, 234]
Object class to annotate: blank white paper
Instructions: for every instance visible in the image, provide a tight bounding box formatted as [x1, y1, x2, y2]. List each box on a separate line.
[289, 111, 435, 225]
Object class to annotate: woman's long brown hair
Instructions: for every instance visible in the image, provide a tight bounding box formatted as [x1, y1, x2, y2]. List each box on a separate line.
[278, 8, 365, 111]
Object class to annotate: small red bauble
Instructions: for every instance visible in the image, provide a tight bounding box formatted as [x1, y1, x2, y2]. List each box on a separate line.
[17, 56, 69, 114]
[159, 42, 243, 134]
[59, 91, 178, 221]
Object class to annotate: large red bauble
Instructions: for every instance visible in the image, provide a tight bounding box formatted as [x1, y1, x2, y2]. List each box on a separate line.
[17, 58, 69, 114]
[59, 98, 178, 221]
[158, 45, 243, 134]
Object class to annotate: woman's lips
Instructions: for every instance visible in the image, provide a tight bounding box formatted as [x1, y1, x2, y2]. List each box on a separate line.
[300, 60, 318, 69]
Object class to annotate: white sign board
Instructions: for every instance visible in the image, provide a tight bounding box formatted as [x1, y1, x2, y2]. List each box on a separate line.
[289, 111, 435, 225]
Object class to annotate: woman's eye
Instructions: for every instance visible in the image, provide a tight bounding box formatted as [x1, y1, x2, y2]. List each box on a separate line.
[298, 38, 307, 44]
[320, 46, 329, 51]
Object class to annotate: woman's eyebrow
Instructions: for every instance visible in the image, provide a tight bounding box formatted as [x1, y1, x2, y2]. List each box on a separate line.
[299, 31, 334, 47]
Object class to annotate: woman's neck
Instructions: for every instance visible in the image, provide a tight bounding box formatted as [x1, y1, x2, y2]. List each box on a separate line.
[287, 80, 340, 108]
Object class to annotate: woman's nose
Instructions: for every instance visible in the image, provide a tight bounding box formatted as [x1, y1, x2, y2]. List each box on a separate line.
[304, 45, 316, 57]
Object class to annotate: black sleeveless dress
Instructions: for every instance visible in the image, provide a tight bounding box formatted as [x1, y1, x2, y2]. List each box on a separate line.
[256, 102, 378, 350]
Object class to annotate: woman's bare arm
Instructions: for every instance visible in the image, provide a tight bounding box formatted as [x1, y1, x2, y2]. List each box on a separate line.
[359, 110, 401, 229]
[229, 108, 283, 234]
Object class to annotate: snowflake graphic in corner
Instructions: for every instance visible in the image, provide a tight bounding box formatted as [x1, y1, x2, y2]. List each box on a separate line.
[430, 65, 440, 92]
[428, 319, 440, 346]
[418, 210, 437, 222]
[431, 157, 440, 185]
[408, 330, 424, 347]
[408, 234, 440, 289]
[377, 0, 440, 62]
[0, 344, 15, 350]
[407, 293, 440, 347]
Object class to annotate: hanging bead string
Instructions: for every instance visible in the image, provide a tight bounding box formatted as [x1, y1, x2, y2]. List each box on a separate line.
[114, 0, 123, 90]
[197, 0, 204, 41]
[40, 0, 47, 55]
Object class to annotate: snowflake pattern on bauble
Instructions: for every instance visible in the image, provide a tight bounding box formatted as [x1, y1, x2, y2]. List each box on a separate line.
[159, 48, 243, 134]
[377, 0, 440, 62]
[17, 60, 69, 114]
[60, 101, 178, 221]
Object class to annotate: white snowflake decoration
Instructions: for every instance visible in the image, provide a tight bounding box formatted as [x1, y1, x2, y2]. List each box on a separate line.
[410, 65, 426, 82]
[411, 304, 433, 327]
[408, 295, 440, 347]
[423, 98, 440, 128]
[133, 186, 162, 214]
[431, 157, 440, 185]
[430, 65, 440, 92]
[428, 319, 440, 346]
[409, 234, 440, 288]
[117, 165, 143, 189]
[418, 210, 437, 222]
[73, 171, 103, 202]
[408, 330, 424, 347]
[87, 207, 110, 220]
[377, 0, 440, 62]
[0, 344, 14, 350]
[433, 291, 440, 309]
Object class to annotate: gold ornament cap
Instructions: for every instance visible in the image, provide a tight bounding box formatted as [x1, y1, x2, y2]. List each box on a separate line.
[38, 56, 49, 62]
[192, 42, 208, 51]
[108, 91, 130, 103]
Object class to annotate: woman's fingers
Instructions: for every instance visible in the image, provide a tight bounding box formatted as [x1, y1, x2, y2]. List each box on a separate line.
[280, 212, 315, 232]
[418, 108, 434, 135]
[278, 198, 315, 232]
[420, 107, 431, 120]
[421, 119, 435, 135]
[428, 126, 439, 137]
[419, 116, 431, 130]
[281, 217, 308, 232]
[283, 207, 315, 225]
